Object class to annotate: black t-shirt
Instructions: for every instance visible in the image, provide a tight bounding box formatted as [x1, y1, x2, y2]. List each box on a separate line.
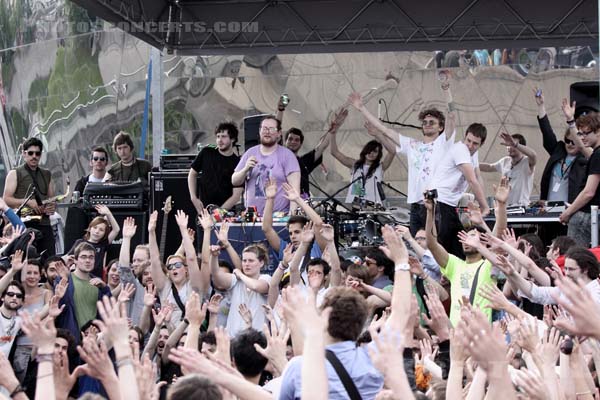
[582, 146, 600, 212]
[191, 147, 240, 206]
[298, 150, 322, 196]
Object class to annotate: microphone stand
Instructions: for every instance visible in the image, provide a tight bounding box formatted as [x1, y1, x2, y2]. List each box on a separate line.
[379, 181, 408, 198]
[311, 176, 362, 213]
[15, 185, 36, 216]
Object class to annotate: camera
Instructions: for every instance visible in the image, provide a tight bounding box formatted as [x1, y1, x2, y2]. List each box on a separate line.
[424, 189, 438, 201]
[280, 94, 289, 107]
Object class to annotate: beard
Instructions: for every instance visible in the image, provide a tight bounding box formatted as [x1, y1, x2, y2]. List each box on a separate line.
[260, 136, 278, 147]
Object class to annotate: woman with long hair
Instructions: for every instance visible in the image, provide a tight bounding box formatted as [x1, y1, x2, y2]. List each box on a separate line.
[330, 121, 396, 205]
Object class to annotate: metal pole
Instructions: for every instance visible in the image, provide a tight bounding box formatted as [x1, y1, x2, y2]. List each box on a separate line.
[592, 205, 598, 247]
[151, 47, 165, 166]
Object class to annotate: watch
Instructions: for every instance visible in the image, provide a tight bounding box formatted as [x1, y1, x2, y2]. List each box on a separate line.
[394, 263, 410, 272]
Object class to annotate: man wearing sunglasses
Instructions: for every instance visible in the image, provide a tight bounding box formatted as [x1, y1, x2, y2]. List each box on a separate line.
[536, 93, 588, 205]
[74, 147, 109, 193]
[3, 137, 57, 256]
[0, 281, 24, 357]
[559, 112, 600, 245]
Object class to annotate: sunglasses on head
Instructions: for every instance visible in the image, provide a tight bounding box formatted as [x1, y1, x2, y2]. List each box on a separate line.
[5, 291, 23, 299]
[92, 156, 106, 162]
[167, 261, 185, 271]
[26, 150, 41, 157]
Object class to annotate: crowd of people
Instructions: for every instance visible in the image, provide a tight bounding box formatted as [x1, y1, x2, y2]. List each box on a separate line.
[0, 85, 598, 400]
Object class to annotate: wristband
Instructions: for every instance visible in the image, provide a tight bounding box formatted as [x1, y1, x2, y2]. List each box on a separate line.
[566, 119, 576, 124]
[116, 357, 133, 368]
[184, 318, 190, 325]
[279, 261, 288, 270]
[10, 384, 24, 397]
[395, 263, 410, 272]
[278, 107, 285, 112]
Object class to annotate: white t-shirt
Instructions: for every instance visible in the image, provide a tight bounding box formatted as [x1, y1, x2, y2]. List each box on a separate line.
[345, 165, 384, 205]
[299, 285, 330, 308]
[225, 274, 271, 337]
[396, 131, 455, 204]
[429, 142, 479, 207]
[491, 156, 534, 206]
[159, 280, 191, 323]
[0, 314, 20, 356]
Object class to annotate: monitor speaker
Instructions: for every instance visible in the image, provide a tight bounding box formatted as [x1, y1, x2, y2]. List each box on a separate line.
[570, 81, 599, 118]
[149, 171, 200, 262]
[243, 114, 268, 149]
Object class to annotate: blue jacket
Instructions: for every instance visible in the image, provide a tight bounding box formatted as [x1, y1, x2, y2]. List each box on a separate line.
[55, 273, 111, 344]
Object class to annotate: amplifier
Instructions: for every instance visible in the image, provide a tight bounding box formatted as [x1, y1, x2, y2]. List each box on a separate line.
[83, 182, 144, 210]
[160, 154, 196, 170]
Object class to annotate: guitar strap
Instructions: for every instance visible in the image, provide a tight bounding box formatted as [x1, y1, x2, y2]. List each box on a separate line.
[24, 165, 48, 204]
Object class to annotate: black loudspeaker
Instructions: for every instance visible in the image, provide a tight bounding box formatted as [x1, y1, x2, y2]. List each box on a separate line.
[106, 211, 148, 262]
[243, 114, 268, 149]
[570, 81, 599, 118]
[150, 171, 200, 262]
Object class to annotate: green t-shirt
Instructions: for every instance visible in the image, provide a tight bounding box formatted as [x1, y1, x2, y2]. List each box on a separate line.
[72, 273, 99, 329]
[441, 255, 496, 326]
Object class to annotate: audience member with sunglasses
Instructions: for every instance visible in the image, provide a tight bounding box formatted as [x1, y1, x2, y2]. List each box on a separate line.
[74, 147, 110, 194]
[534, 90, 588, 206]
[3, 137, 57, 257]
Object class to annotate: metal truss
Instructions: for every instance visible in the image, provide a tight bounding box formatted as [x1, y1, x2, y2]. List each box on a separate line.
[72, 0, 598, 55]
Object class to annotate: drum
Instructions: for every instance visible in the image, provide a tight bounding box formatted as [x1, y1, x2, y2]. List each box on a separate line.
[360, 218, 383, 246]
[339, 220, 361, 240]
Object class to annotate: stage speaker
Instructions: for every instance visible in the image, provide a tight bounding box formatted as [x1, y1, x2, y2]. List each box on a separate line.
[243, 114, 268, 149]
[150, 171, 200, 262]
[106, 211, 148, 262]
[570, 81, 599, 118]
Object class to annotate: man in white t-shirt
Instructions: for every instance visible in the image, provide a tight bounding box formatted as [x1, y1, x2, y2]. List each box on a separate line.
[0, 281, 23, 357]
[347, 91, 456, 235]
[480, 133, 537, 206]
[428, 123, 489, 257]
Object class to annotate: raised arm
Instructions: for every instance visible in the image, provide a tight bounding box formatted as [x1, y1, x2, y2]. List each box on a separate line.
[290, 224, 313, 286]
[491, 176, 509, 236]
[261, 178, 281, 252]
[347, 92, 399, 141]
[364, 121, 397, 170]
[495, 235, 550, 286]
[563, 98, 592, 159]
[148, 211, 168, 291]
[320, 225, 341, 287]
[268, 245, 292, 308]
[329, 129, 356, 169]
[215, 221, 241, 270]
[501, 132, 537, 170]
[282, 182, 327, 249]
[0, 249, 24, 294]
[175, 210, 207, 296]
[313, 108, 348, 159]
[209, 246, 234, 290]
[95, 205, 120, 243]
[424, 199, 449, 268]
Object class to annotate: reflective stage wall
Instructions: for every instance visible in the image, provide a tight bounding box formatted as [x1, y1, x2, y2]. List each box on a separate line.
[0, 1, 598, 206]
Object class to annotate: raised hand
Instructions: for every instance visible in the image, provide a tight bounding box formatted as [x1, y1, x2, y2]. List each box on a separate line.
[10, 249, 24, 272]
[347, 92, 364, 109]
[328, 108, 349, 133]
[422, 286, 450, 341]
[209, 245, 221, 258]
[379, 225, 409, 264]
[500, 228, 518, 249]
[214, 326, 232, 366]
[364, 120, 379, 137]
[76, 337, 118, 383]
[368, 327, 406, 378]
[494, 254, 517, 277]
[300, 221, 315, 244]
[186, 292, 205, 326]
[48, 295, 66, 318]
[117, 282, 136, 303]
[562, 98, 576, 121]
[143, 283, 156, 307]
[493, 176, 510, 205]
[282, 243, 294, 267]
[320, 224, 335, 243]
[122, 217, 137, 239]
[207, 293, 223, 315]
[265, 178, 277, 200]
[174, 210, 188, 229]
[96, 296, 129, 347]
[198, 208, 213, 231]
[514, 368, 550, 400]
[539, 327, 561, 367]
[94, 204, 112, 216]
[478, 283, 510, 311]
[216, 221, 230, 247]
[21, 311, 57, 353]
[408, 256, 425, 277]
[533, 87, 544, 106]
[500, 132, 517, 148]
[148, 210, 158, 233]
[282, 285, 330, 337]
[282, 182, 300, 202]
[515, 316, 539, 354]
[457, 230, 481, 249]
[238, 303, 253, 328]
[253, 321, 290, 376]
[466, 201, 484, 227]
[552, 273, 600, 338]
[55, 276, 69, 299]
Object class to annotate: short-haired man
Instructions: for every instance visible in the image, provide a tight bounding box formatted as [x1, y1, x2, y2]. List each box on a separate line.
[559, 112, 600, 245]
[363, 248, 393, 289]
[347, 89, 456, 235]
[427, 123, 490, 257]
[480, 133, 537, 206]
[55, 242, 111, 343]
[230, 329, 268, 384]
[546, 235, 576, 261]
[75, 147, 109, 193]
[0, 281, 23, 356]
[188, 122, 242, 212]
[231, 115, 300, 215]
[104, 131, 152, 186]
[283, 109, 348, 198]
[3, 138, 57, 256]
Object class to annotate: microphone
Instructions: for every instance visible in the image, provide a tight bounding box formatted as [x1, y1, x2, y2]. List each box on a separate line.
[377, 99, 382, 120]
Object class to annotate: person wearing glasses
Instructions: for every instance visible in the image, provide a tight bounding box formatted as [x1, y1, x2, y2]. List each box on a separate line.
[535, 92, 589, 205]
[74, 147, 110, 193]
[346, 90, 456, 235]
[0, 281, 24, 357]
[232, 115, 300, 215]
[559, 112, 600, 245]
[3, 138, 57, 257]
[479, 133, 537, 206]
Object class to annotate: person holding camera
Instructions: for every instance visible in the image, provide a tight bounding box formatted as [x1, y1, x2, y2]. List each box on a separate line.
[427, 123, 489, 257]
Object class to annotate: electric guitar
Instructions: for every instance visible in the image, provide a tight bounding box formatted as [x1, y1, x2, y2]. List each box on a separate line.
[159, 195, 172, 262]
[19, 178, 71, 220]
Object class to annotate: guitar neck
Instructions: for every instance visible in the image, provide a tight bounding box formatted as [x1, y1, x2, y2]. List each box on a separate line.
[159, 212, 169, 261]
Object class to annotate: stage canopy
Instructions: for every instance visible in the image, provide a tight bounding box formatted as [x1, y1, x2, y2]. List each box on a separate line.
[71, 0, 598, 55]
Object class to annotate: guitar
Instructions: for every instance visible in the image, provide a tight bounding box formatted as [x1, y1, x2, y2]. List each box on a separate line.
[19, 178, 71, 218]
[159, 195, 173, 262]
